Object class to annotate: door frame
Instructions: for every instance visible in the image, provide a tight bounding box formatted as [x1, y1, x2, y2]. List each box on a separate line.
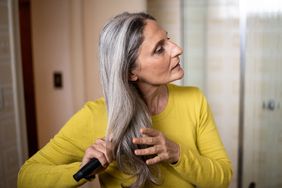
[18, 0, 38, 156]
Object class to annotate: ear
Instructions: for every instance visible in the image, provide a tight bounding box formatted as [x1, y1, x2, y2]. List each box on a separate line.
[129, 72, 138, 81]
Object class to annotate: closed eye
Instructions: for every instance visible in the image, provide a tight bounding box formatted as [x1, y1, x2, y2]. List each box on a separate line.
[154, 46, 165, 54]
[152, 33, 169, 55]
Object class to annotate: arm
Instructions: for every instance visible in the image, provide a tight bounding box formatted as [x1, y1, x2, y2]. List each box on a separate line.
[171, 91, 233, 188]
[17, 103, 100, 188]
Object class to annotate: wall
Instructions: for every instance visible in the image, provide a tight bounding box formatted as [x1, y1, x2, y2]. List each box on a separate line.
[31, 0, 146, 148]
[31, 0, 75, 147]
[0, 0, 28, 188]
[205, 5, 240, 188]
[183, 1, 240, 188]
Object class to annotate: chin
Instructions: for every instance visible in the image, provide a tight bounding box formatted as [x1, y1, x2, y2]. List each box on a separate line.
[175, 69, 184, 80]
[170, 74, 184, 83]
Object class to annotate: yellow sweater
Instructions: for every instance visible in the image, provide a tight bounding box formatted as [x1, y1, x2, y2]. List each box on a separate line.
[18, 84, 232, 188]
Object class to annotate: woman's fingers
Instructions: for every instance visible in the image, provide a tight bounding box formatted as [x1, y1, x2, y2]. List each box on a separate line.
[81, 138, 113, 169]
[133, 128, 180, 165]
[96, 138, 106, 146]
[146, 153, 168, 165]
[82, 145, 107, 167]
[140, 128, 160, 137]
[134, 145, 161, 155]
[132, 136, 159, 145]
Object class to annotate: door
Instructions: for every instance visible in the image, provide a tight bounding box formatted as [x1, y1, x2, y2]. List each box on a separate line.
[242, 5, 282, 188]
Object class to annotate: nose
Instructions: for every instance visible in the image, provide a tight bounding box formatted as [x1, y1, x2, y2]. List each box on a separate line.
[169, 41, 183, 57]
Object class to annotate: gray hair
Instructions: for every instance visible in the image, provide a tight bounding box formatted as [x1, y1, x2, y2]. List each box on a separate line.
[99, 12, 160, 187]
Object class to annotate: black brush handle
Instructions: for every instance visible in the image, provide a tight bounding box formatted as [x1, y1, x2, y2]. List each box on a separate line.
[73, 158, 101, 182]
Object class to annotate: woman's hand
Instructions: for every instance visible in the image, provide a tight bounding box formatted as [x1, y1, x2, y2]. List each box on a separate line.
[81, 138, 113, 174]
[132, 128, 180, 165]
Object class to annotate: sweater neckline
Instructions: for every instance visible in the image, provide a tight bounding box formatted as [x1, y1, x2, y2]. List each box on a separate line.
[151, 84, 174, 122]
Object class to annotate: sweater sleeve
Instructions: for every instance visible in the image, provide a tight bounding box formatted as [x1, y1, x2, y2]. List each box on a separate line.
[171, 89, 233, 188]
[17, 102, 101, 188]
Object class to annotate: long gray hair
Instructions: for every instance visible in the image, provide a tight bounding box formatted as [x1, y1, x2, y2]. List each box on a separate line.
[99, 12, 160, 187]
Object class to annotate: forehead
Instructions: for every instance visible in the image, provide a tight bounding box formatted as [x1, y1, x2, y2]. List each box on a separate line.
[143, 20, 166, 42]
[139, 20, 166, 51]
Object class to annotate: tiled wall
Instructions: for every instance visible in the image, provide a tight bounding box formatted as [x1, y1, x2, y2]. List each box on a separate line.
[183, 1, 208, 89]
[183, 1, 240, 188]
[205, 5, 240, 188]
[0, 1, 23, 188]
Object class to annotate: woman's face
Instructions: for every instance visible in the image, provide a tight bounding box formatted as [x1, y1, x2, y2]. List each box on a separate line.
[131, 20, 184, 86]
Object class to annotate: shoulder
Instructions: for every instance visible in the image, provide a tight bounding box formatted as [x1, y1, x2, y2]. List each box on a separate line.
[83, 97, 107, 115]
[62, 97, 107, 129]
[57, 97, 107, 143]
[168, 84, 207, 113]
[168, 83, 204, 101]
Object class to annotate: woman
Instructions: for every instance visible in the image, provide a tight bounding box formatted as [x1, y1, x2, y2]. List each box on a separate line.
[18, 12, 232, 188]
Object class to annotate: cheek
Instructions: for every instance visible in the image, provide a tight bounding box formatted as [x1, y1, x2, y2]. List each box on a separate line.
[153, 59, 171, 74]
[138, 56, 171, 78]
[152, 64, 168, 74]
[142, 62, 166, 77]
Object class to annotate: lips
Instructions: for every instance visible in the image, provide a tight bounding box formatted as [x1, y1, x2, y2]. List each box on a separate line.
[172, 62, 180, 70]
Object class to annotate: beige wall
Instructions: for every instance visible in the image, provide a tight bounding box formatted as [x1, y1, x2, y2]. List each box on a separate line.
[31, 0, 146, 148]
[31, 0, 75, 147]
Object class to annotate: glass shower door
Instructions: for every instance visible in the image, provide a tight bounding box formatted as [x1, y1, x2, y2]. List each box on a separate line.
[242, 7, 282, 188]
[182, 1, 282, 187]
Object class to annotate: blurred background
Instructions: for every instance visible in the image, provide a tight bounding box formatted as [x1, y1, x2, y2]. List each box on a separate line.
[0, 0, 281, 187]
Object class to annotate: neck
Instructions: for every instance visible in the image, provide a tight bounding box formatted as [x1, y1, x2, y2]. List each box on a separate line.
[137, 84, 168, 115]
